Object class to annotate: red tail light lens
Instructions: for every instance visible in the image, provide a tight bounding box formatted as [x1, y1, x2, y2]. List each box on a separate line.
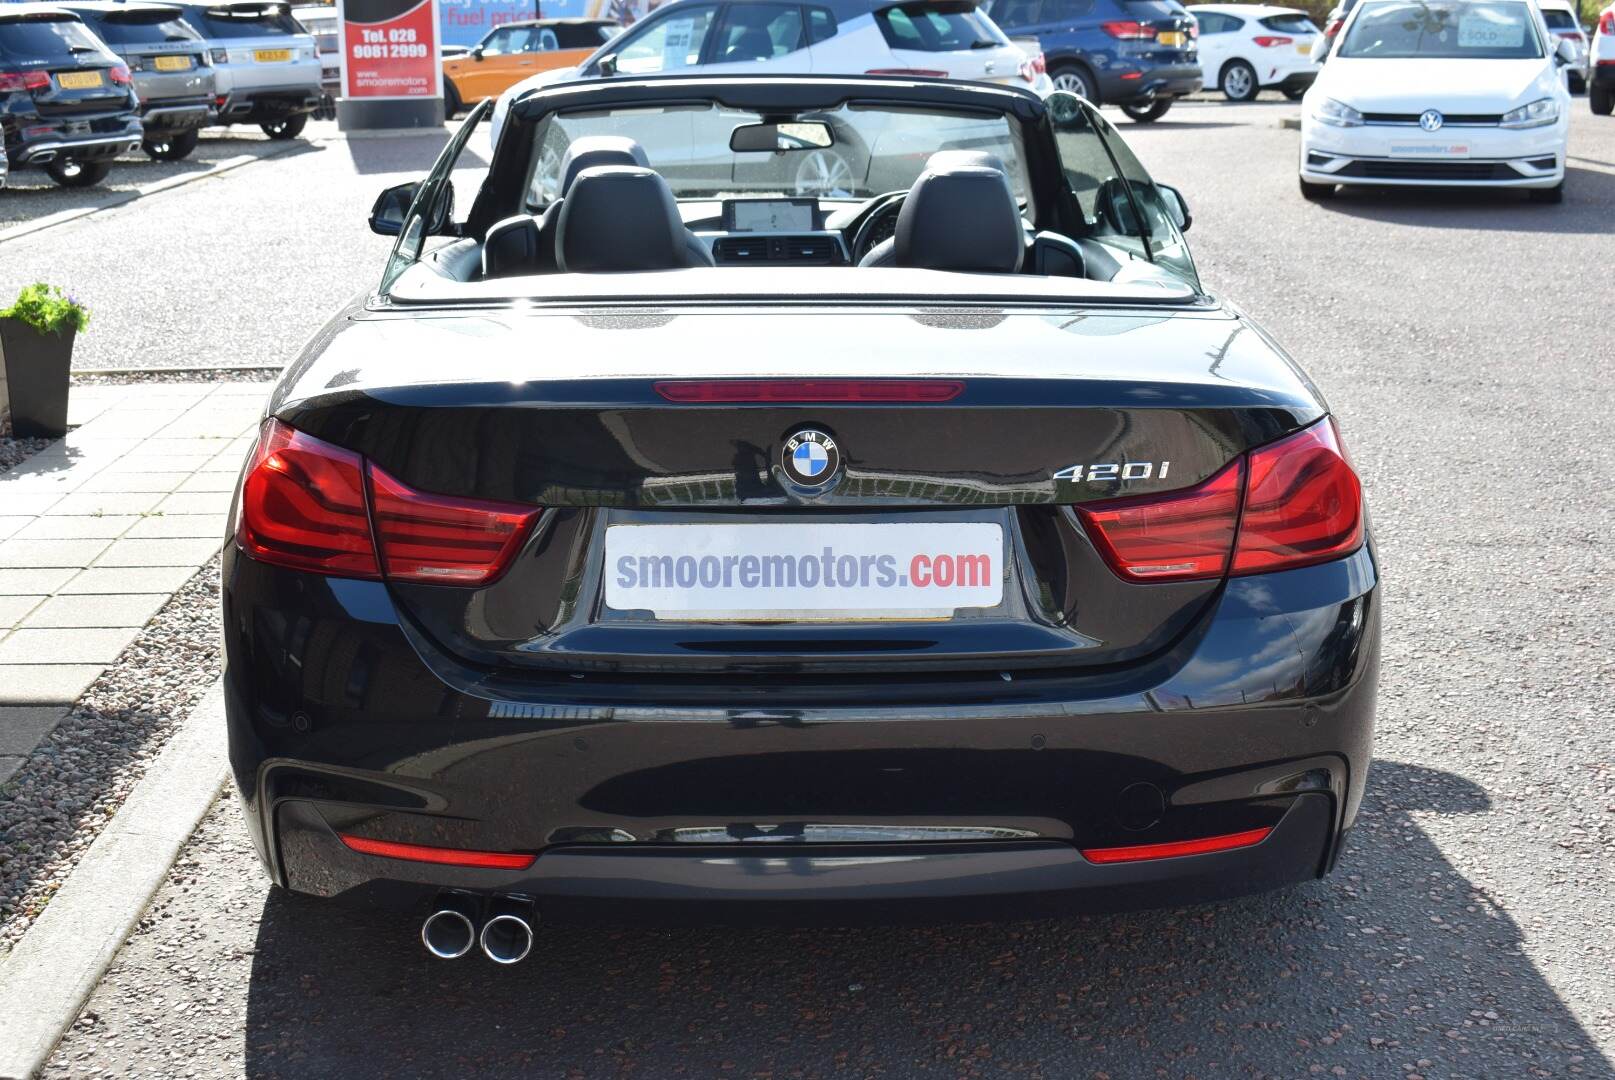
[1101, 19, 1154, 38]
[369, 464, 540, 585]
[338, 834, 536, 870]
[1232, 418, 1362, 575]
[1076, 418, 1363, 582]
[1076, 459, 1243, 581]
[1252, 35, 1293, 46]
[109, 64, 132, 84]
[1600, 10, 1613, 33]
[1082, 826, 1272, 864]
[238, 419, 379, 578]
[238, 420, 541, 586]
[655, 379, 964, 403]
[0, 70, 51, 92]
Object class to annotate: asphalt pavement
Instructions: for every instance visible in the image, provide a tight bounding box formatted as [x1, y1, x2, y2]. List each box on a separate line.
[19, 100, 1615, 1078]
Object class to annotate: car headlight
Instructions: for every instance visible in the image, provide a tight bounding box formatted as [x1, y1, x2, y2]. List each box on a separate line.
[1313, 97, 1363, 127]
[1500, 97, 1558, 128]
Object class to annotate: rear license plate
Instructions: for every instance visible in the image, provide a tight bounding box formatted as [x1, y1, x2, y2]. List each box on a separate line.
[1297, 41, 1313, 55]
[153, 54, 192, 71]
[56, 70, 104, 89]
[254, 48, 291, 62]
[604, 522, 1004, 621]
[1157, 30, 1187, 46]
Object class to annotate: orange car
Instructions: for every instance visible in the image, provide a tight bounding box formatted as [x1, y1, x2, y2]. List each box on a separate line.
[443, 18, 619, 116]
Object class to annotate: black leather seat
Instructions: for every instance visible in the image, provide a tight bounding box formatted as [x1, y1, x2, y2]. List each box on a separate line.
[858, 151, 1025, 273]
[556, 166, 715, 273]
[858, 150, 1085, 278]
[482, 136, 651, 278]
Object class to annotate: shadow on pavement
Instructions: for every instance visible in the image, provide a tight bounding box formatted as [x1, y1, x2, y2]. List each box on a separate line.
[344, 132, 488, 176]
[1316, 165, 1615, 232]
[240, 760, 1613, 1079]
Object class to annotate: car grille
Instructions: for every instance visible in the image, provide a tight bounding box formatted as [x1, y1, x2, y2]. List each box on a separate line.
[1336, 160, 1519, 180]
[1362, 113, 1502, 126]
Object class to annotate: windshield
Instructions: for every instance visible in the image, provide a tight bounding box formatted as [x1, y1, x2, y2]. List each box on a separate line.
[0, 15, 110, 61]
[1336, 0, 1544, 58]
[183, 5, 304, 38]
[528, 103, 1028, 205]
[1539, 9, 1575, 28]
[875, 2, 1008, 50]
[86, 10, 203, 45]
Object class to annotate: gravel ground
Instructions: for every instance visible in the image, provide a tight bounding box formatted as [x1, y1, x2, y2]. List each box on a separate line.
[0, 556, 222, 955]
[29, 101, 1615, 1077]
[0, 415, 52, 474]
[71, 369, 280, 385]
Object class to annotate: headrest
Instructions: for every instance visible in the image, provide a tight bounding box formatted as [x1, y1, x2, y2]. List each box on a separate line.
[556, 166, 692, 273]
[558, 136, 650, 195]
[894, 159, 1024, 273]
[923, 150, 1010, 176]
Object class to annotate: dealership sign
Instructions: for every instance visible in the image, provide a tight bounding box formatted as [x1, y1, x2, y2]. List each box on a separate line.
[339, 0, 443, 100]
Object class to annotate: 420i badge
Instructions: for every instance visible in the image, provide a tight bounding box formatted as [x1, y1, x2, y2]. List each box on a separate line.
[781, 428, 841, 487]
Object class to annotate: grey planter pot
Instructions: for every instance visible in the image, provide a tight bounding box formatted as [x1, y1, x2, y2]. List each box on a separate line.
[0, 317, 74, 438]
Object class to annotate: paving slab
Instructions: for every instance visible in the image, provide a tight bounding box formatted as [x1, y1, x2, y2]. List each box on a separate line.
[45, 491, 165, 517]
[0, 568, 77, 595]
[0, 664, 104, 705]
[173, 472, 237, 493]
[122, 515, 223, 539]
[0, 493, 64, 516]
[0, 627, 141, 665]
[11, 516, 140, 541]
[0, 705, 69, 755]
[91, 537, 222, 568]
[153, 491, 233, 516]
[0, 596, 40, 630]
[0, 520, 25, 542]
[57, 565, 198, 595]
[76, 471, 191, 494]
[0, 539, 112, 570]
[19, 593, 167, 630]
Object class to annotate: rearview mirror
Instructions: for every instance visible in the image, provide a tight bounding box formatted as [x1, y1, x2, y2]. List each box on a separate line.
[1160, 183, 1191, 232]
[369, 181, 416, 235]
[729, 120, 834, 153]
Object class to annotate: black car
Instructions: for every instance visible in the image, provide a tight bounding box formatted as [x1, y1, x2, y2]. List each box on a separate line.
[222, 76, 1378, 962]
[988, 0, 1201, 121]
[0, 4, 143, 188]
[56, 1, 216, 162]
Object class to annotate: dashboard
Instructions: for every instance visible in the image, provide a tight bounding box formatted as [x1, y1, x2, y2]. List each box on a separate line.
[687, 195, 908, 267]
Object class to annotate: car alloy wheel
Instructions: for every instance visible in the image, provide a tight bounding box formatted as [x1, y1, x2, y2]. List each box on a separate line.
[1221, 61, 1257, 102]
[794, 148, 854, 198]
[45, 159, 112, 188]
[260, 114, 308, 140]
[1051, 67, 1095, 101]
[143, 128, 200, 162]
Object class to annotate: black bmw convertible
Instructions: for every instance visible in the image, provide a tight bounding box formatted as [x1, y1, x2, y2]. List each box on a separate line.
[223, 75, 1378, 963]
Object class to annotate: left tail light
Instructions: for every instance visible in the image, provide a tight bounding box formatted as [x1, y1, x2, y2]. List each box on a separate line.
[0, 70, 50, 92]
[1252, 35, 1293, 47]
[109, 64, 132, 84]
[1018, 51, 1047, 82]
[210, 47, 229, 64]
[1100, 20, 1155, 38]
[238, 419, 540, 586]
[1077, 417, 1363, 582]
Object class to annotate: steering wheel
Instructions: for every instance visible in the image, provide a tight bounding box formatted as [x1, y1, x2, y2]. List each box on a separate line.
[850, 191, 907, 264]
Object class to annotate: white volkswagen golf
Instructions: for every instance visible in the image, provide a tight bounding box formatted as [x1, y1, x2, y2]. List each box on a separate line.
[1299, 0, 1574, 203]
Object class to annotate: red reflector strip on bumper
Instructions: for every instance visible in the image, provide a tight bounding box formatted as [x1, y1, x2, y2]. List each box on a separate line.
[1080, 826, 1272, 864]
[338, 834, 536, 870]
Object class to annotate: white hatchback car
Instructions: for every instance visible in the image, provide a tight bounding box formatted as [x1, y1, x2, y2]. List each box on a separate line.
[1592, 2, 1614, 114]
[1189, 4, 1321, 101]
[490, 0, 1050, 145]
[1299, 0, 1574, 202]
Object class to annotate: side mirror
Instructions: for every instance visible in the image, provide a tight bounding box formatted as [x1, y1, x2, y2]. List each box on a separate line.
[369, 181, 416, 236]
[1160, 183, 1192, 232]
[1094, 176, 1141, 235]
[471, 45, 484, 61]
[597, 53, 617, 76]
[368, 181, 455, 237]
[1555, 37, 1577, 65]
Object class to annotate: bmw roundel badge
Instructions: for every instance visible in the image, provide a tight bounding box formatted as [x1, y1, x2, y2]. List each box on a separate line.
[781, 429, 841, 487]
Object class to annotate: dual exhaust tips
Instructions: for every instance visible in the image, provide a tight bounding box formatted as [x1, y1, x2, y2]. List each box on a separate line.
[421, 894, 536, 964]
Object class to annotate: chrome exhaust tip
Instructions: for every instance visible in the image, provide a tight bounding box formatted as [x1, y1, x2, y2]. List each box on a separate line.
[421, 901, 477, 960]
[479, 898, 536, 964]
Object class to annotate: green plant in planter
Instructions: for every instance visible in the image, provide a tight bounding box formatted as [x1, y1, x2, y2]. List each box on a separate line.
[0, 284, 89, 437]
[0, 283, 90, 336]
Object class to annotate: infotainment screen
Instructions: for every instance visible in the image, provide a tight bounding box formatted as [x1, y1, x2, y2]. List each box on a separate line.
[725, 199, 817, 233]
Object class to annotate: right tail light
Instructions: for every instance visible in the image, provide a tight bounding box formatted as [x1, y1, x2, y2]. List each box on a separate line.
[237, 419, 541, 586]
[1077, 417, 1363, 582]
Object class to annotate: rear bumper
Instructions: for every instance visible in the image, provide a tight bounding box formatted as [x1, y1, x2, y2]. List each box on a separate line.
[1270, 69, 1318, 91]
[1097, 63, 1202, 103]
[223, 543, 1379, 922]
[139, 98, 212, 130]
[213, 88, 322, 122]
[9, 129, 143, 167]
